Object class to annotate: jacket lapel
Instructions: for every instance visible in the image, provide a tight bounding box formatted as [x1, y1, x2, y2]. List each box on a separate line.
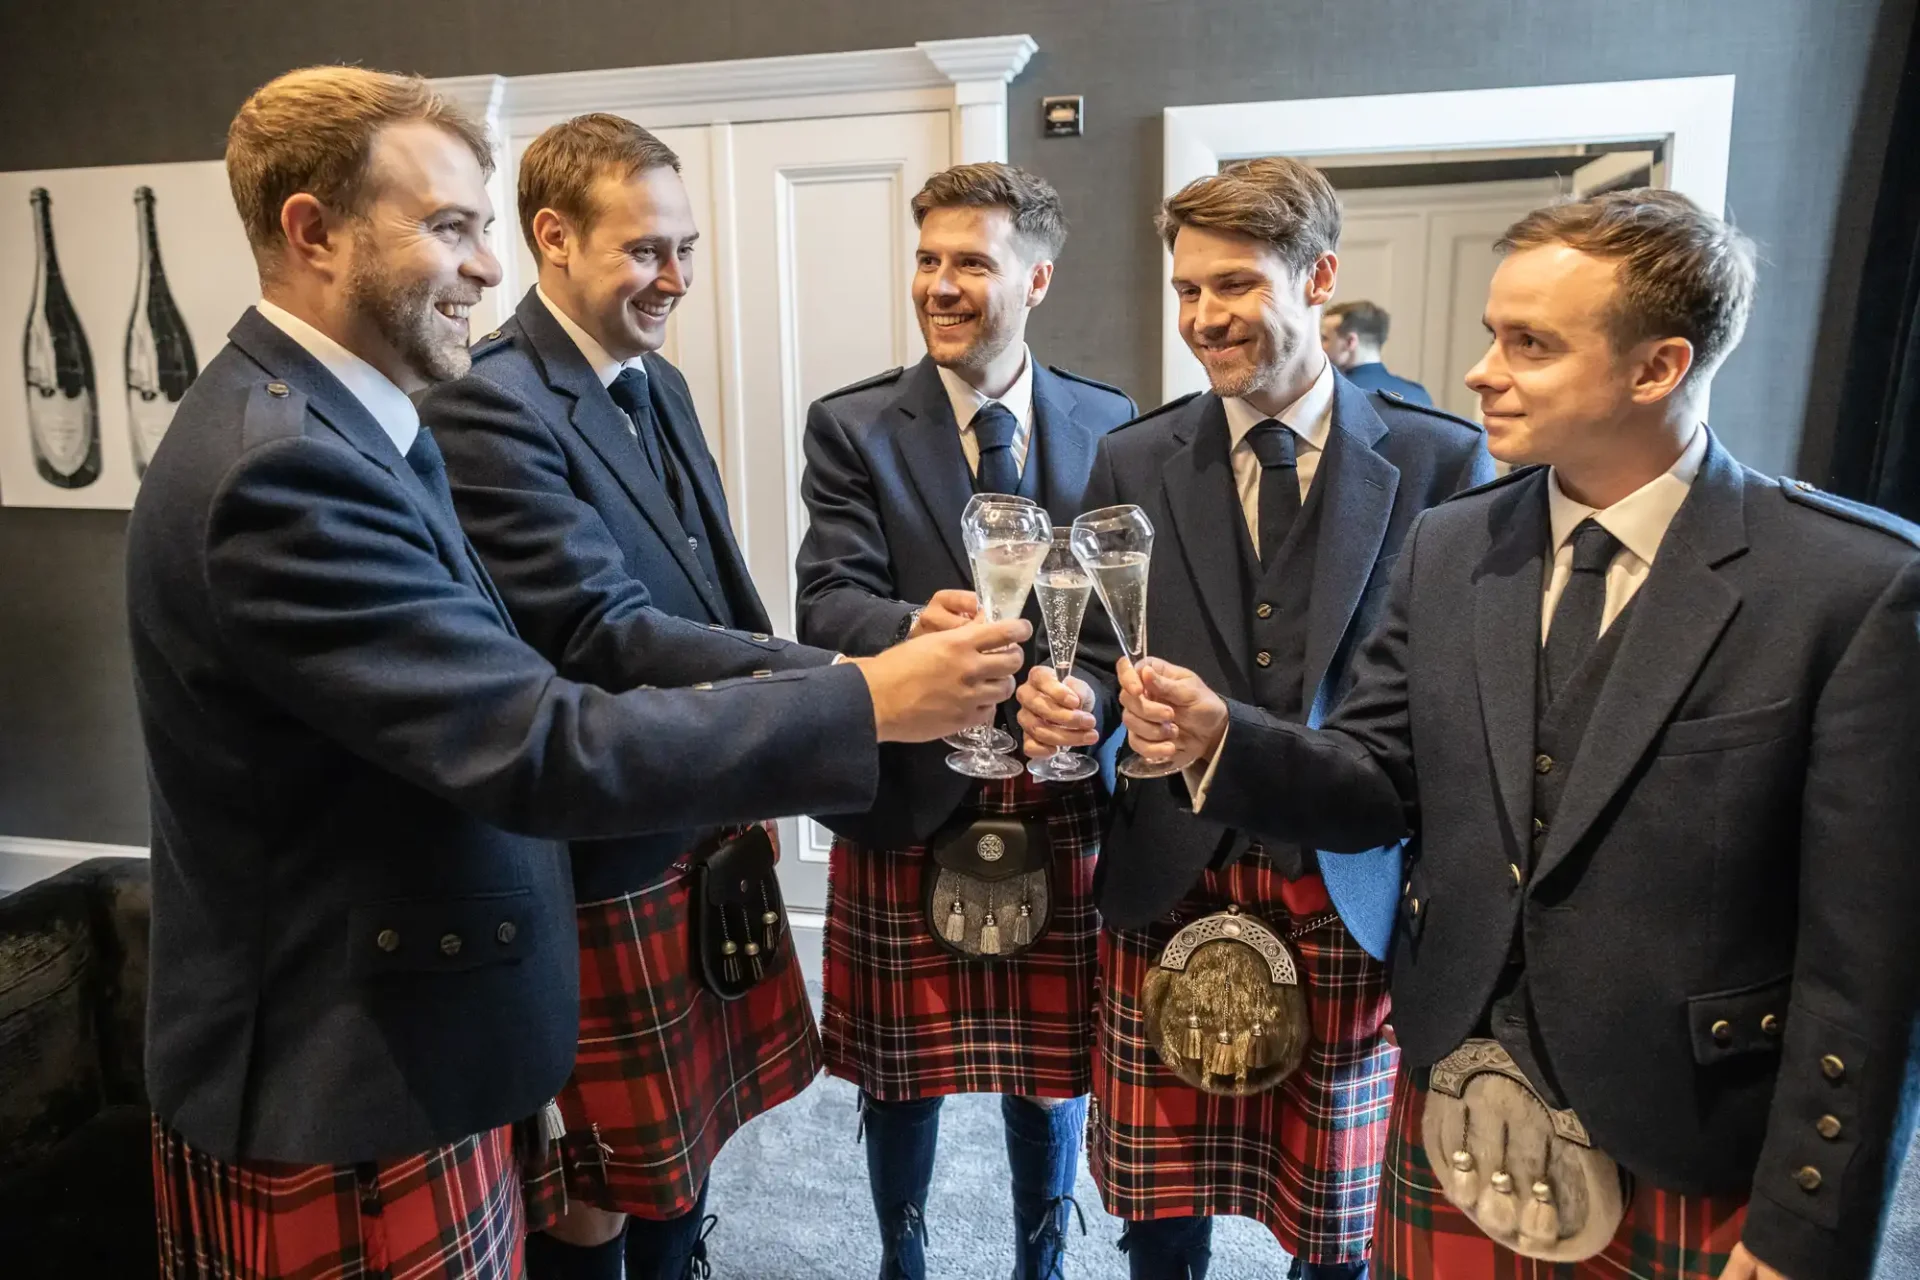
[229, 309, 512, 628]
[893, 358, 975, 582]
[1160, 394, 1252, 693]
[1472, 468, 1551, 854]
[640, 352, 750, 624]
[1531, 436, 1748, 884]
[1302, 375, 1400, 724]
[515, 291, 720, 619]
[1030, 366, 1096, 520]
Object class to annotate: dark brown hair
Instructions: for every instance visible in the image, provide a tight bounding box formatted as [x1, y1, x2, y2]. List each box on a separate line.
[227, 66, 493, 274]
[1325, 299, 1391, 346]
[911, 163, 1068, 261]
[1497, 188, 1757, 378]
[518, 113, 682, 253]
[1156, 156, 1342, 276]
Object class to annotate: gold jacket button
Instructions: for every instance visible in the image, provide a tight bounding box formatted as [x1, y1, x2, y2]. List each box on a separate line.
[1534, 754, 1554, 775]
[1255, 651, 1272, 668]
[376, 928, 400, 952]
[1816, 1114, 1842, 1141]
[1509, 863, 1524, 887]
[1255, 603, 1273, 619]
[1711, 1020, 1732, 1045]
[1409, 897, 1422, 917]
[483, 329, 501, 340]
[265, 382, 290, 398]
[1821, 1054, 1846, 1081]
[439, 932, 463, 957]
[1795, 1165, 1823, 1192]
[1761, 1013, 1781, 1036]
[752, 633, 771, 642]
[496, 921, 517, 945]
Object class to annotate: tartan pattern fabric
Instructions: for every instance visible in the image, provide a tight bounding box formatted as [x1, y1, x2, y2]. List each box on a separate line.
[1087, 852, 1398, 1265]
[555, 825, 822, 1219]
[1374, 1063, 1750, 1280]
[152, 1116, 523, 1280]
[821, 773, 1102, 1101]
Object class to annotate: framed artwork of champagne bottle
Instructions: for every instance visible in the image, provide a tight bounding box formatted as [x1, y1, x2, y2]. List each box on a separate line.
[0, 159, 253, 509]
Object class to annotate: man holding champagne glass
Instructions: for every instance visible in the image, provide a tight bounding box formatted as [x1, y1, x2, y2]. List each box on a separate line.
[794, 163, 1135, 1280]
[1018, 157, 1492, 1278]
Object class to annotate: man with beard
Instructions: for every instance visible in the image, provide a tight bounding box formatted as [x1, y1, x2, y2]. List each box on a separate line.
[128, 67, 1032, 1280]
[420, 114, 841, 1280]
[1018, 157, 1490, 1279]
[794, 163, 1135, 1280]
[1116, 190, 1919, 1280]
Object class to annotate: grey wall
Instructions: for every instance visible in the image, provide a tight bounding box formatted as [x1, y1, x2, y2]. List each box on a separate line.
[0, 0, 1910, 842]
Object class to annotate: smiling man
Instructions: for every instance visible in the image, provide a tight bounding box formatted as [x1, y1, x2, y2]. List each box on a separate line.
[1116, 189, 1920, 1280]
[1016, 156, 1490, 1280]
[794, 163, 1135, 1280]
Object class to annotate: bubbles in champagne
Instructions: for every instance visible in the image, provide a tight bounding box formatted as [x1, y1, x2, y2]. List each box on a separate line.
[971, 539, 1050, 624]
[1085, 550, 1150, 658]
[1034, 569, 1092, 674]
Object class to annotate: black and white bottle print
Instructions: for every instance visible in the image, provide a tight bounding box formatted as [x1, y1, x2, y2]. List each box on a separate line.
[22, 187, 100, 488]
[125, 185, 198, 477]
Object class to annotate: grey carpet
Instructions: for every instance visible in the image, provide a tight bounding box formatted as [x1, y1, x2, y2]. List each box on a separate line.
[700, 976, 1293, 1278]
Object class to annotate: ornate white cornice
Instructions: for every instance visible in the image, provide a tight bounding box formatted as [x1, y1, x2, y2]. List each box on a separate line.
[916, 35, 1038, 85]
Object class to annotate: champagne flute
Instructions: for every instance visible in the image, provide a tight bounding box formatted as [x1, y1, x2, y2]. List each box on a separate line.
[948, 501, 1052, 779]
[1027, 529, 1099, 782]
[1070, 503, 1180, 780]
[942, 493, 1038, 754]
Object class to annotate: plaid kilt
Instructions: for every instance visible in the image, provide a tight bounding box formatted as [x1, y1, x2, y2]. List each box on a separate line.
[1374, 1062, 1749, 1279]
[1088, 853, 1398, 1265]
[821, 773, 1101, 1101]
[152, 1116, 523, 1280]
[554, 824, 822, 1220]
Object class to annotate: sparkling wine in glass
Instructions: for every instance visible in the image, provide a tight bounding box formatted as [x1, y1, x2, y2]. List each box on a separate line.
[948, 501, 1051, 779]
[941, 493, 1037, 754]
[1070, 503, 1179, 779]
[1028, 530, 1099, 782]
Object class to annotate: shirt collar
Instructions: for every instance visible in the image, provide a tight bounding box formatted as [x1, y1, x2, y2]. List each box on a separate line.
[937, 347, 1035, 433]
[537, 285, 645, 389]
[1547, 425, 1709, 566]
[256, 299, 418, 456]
[1222, 355, 1335, 453]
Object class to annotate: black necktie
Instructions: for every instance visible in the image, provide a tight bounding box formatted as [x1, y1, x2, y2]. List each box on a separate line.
[1245, 420, 1301, 567]
[404, 424, 455, 517]
[607, 365, 685, 515]
[1543, 518, 1622, 702]
[972, 401, 1021, 496]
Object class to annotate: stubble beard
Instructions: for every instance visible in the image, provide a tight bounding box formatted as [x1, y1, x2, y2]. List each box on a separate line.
[346, 239, 473, 386]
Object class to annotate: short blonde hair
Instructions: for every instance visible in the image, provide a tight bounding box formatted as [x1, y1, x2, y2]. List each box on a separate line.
[517, 114, 682, 254]
[226, 66, 493, 271]
[1156, 157, 1342, 276]
[1497, 188, 1757, 378]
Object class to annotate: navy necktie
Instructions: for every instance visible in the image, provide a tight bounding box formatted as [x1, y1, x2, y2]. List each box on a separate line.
[972, 401, 1021, 497]
[1245, 419, 1301, 567]
[607, 365, 685, 516]
[1543, 518, 1623, 702]
[404, 425, 454, 517]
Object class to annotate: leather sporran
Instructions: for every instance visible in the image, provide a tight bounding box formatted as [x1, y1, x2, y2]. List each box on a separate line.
[690, 824, 788, 1001]
[923, 813, 1052, 960]
[1419, 1038, 1628, 1261]
[1140, 905, 1329, 1097]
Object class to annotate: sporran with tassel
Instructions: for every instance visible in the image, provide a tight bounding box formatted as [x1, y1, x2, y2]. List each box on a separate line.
[922, 812, 1053, 961]
[689, 824, 789, 1001]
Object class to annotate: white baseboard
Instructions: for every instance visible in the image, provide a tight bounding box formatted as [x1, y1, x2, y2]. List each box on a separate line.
[0, 835, 148, 894]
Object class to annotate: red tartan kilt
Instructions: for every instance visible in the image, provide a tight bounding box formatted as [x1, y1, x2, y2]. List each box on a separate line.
[1089, 851, 1398, 1265]
[152, 1116, 524, 1280]
[821, 773, 1101, 1101]
[1373, 1062, 1749, 1279]
[554, 826, 822, 1219]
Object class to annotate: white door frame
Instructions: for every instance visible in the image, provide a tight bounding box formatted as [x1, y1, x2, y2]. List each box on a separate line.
[1159, 75, 1737, 403]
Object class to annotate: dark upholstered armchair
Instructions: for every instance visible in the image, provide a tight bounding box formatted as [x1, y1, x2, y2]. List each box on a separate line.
[0, 856, 156, 1277]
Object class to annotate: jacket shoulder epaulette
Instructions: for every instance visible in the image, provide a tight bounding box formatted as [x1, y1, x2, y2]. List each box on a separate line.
[1372, 388, 1484, 433]
[240, 379, 312, 450]
[468, 325, 515, 361]
[1779, 477, 1920, 549]
[1049, 365, 1132, 404]
[1111, 390, 1204, 434]
[1440, 463, 1542, 504]
[820, 367, 904, 401]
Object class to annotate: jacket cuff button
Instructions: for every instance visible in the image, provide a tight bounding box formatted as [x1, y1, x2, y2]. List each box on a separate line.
[1794, 1165, 1823, 1192]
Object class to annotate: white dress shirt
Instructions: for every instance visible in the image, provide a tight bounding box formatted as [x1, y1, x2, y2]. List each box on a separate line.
[1221, 356, 1334, 556]
[536, 286, 646, 391]
[1541, 425, 1708, 642]
[938, 348, 1035, 479]
[256, 299, 419, 456]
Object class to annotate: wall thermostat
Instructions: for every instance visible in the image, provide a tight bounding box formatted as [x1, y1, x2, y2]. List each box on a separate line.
[1042, 96, 1084, 138]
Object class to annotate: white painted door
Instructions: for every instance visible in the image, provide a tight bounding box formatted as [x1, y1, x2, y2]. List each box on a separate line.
[720, 110, 951, 911]
[1332, 178, 1563, 421]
